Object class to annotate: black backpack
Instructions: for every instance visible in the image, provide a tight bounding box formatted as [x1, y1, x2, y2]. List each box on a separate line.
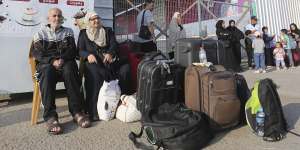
[246, 78, 289, 141]
[129, 103, 214, 150]
[259, 79, 288, 141]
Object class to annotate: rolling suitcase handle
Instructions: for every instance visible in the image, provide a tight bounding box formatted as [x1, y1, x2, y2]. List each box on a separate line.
[193, 62, 217, 72]
[146, 52, 168, 61]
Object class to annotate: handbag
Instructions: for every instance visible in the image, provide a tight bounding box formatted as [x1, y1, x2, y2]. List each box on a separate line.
[138, 10, 152, 40]
[293, 49, 300, 64]
[116, 94, 141, 123]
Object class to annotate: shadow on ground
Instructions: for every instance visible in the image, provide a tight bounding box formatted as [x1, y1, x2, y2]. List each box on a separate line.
[0, 105, 70, 128]
[283, 102, 300, 130]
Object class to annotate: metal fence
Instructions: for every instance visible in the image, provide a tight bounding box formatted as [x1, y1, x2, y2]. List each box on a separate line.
[114, 0, 252, 53]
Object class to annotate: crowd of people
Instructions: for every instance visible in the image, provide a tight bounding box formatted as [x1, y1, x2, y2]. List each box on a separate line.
[31, 0, 299, 135]
[216, 16, 300, 73]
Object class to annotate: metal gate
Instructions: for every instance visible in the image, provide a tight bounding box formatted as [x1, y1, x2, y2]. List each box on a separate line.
[114, 0, 252, 53]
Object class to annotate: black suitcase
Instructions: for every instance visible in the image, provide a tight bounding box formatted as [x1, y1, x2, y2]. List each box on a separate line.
[136, 53, 185, 115]
[175, 38, 227, 67]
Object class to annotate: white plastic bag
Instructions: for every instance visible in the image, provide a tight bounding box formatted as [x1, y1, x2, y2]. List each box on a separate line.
[97, 80, 121, 121]
[116, 94, 141, 123]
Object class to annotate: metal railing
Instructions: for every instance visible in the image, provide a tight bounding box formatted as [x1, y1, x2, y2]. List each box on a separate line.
[114, 0, 252, 53]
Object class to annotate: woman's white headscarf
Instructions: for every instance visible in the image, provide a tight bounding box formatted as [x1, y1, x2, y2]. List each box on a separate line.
[85, 11, 107, 47]
[169, 12, 181, 28]
[168, 12, 186, 51]
[172, 12, 181, 20]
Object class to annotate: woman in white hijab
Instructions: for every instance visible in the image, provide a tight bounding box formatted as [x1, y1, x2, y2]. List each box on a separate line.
[167, 12, 186, 59]
[77, 11, 131, 121]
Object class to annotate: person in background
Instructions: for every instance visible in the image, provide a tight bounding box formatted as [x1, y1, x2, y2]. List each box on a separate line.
[289, 23, 299, 55]
[252, 32, 266, 73]
[167, 12, 186, 59]
[73, 9, 87, 31]
[216, 20, 230, 40]
[289, 32, 298, 51]
[245, 30, 254, 69]
[134, 0, 157, 52]
[32, 8, 91, 135]
[245, 16, 260, 40]
[280, 29, 295, 68]
[73, 10, 87, 61]
[77, 11, 131, 121]
[216, 20, 237, 71]
[227, 20, 244, 71]
[262, 26, 275, 68]
[273, 42, 287, 70]
[290, 23, 300, 45]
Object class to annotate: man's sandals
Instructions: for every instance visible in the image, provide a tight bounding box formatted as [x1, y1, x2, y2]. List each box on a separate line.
[73, 113, 91, 128]
[47, 118, 63, 135]
[46, 113, 91, 135]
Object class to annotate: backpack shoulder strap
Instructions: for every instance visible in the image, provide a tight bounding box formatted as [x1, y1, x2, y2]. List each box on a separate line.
[129, 126, 144, 145]
[141, 10, 147, 26]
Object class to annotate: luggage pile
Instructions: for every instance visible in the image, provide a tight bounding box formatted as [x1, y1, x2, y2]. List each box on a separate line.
[113, 38, 295, 149]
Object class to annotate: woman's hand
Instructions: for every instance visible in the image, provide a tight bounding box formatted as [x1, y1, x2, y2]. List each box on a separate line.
[103, 53, 113, 64]
[52, 59, 64, 70]
[87, 54, 97, 64]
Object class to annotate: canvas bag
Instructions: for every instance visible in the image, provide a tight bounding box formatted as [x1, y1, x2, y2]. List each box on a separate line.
[97, 80, 121, 121]
[116, 94, 141, 123]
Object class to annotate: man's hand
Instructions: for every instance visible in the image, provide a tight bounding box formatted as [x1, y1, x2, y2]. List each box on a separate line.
[251, 30, 257, 34]
[87, 54, 97, 64]
[103, 53, 113, 64]
[52, 59, 64, 70]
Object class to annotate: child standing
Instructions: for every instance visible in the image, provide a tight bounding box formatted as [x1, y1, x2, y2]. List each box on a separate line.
[262, 26, 275, 67]
[273, 42, 287, 70]
[280, 29, 295, 68]
[245, 30, 254, 69]
[252, 32, 266, 73]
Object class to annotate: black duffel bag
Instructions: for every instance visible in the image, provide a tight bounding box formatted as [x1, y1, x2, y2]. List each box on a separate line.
[129, 103, 214, 150]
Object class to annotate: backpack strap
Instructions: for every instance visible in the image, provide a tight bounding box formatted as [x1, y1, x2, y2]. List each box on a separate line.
[287, 130, 300, 137]
[263, 133, 285, 142]
[155, 141, 164, 150]
[129, 126, 165, 150]
[141, 10, 146, 27]
[129, 126, 144, 145]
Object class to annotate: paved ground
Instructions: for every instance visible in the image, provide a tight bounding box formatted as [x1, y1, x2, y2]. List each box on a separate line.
[1, 67, 300, 150]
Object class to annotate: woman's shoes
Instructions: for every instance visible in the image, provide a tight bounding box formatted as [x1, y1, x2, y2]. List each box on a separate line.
[73, 113, 92, 128]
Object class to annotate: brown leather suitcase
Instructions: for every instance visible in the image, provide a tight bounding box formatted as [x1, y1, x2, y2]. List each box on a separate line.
[185, 64, 240, 130]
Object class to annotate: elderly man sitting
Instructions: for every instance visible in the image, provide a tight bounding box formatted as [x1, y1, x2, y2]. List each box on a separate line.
[32, 8, 91, 135]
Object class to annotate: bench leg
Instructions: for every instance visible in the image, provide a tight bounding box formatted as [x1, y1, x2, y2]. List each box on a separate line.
[31, 82, 41, 125]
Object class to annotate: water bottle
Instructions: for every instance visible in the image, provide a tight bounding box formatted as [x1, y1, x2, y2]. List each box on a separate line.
[256, 107, 265, 136]
[199, 47, 207, 63]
